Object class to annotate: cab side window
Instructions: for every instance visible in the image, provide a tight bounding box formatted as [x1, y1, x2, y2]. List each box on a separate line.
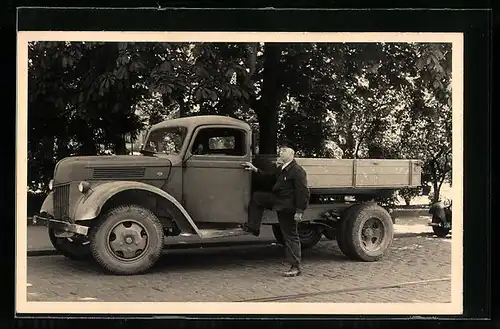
[191, 127, 246, 156]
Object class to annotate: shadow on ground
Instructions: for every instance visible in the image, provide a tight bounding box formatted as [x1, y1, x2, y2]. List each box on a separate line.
[395, 232, 452, 239]
[30, 231, 452, 276]
[46, 241, 354, 276]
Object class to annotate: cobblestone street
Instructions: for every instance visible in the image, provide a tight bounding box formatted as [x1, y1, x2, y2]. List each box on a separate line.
[26, 226, 452, 303]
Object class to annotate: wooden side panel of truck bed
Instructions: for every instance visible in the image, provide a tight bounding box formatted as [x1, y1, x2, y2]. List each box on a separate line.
[294, 158, 422, 189]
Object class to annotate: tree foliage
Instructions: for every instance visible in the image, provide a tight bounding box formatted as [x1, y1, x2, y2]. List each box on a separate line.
[28, 40, 453, 204]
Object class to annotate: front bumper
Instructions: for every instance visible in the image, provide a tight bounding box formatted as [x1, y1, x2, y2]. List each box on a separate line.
[33, 214, 89, 236]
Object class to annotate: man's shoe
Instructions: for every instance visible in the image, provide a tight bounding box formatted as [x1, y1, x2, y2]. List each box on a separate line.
[283, 266, 301, 277]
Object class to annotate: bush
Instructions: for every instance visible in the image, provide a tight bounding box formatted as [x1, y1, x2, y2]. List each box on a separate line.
[398, 187, 423, 206]
[27, 192, 48, 217]
[374, 193, 399, 208]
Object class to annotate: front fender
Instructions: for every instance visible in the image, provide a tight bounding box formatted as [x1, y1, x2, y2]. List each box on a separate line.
[73, 181, 201, 236]
[40, 192, 54, 216]
[74, 181, 201, 235]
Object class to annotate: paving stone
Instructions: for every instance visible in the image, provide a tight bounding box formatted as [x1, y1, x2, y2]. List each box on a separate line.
[26, 234, 452, 303]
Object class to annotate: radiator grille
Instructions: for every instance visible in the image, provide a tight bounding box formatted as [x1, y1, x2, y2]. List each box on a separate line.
[53, 184, 70, 219]
[92, 167, 146, 179]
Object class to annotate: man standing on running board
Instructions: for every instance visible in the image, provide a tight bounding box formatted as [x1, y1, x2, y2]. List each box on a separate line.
[241, 140, 310, 277]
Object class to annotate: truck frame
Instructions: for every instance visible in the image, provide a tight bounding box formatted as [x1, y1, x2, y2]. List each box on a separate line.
[34, 115, 423, 275]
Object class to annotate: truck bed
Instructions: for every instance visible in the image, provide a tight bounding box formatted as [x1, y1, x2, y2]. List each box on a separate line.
[295, 158, 422, 190]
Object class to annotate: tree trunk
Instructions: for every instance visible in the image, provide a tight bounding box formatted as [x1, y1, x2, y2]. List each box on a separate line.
[114, 134, 127, 155]
[433, 180, 440, 203]
[56, 135, 70, 159]
[178, 102, 187, 118]
[79, 126, 97, 155]
[256, 43, 281, 155]
[431, 164, 441, 203]
[344, 129, 355, 158]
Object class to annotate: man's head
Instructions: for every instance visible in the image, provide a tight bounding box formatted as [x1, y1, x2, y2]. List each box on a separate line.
[278, 140, 296, 164]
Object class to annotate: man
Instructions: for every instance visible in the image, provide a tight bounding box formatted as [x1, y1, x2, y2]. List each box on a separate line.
[241, 140, 310, 277]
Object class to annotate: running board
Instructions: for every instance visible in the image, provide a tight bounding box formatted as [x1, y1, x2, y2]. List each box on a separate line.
[180, 228, 251, 239]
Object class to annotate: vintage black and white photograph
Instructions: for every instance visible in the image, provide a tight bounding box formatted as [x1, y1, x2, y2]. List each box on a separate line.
[16, 31, 463, 315]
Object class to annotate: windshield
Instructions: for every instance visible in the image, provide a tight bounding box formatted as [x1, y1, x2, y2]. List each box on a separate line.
[143, 126, 188, 155]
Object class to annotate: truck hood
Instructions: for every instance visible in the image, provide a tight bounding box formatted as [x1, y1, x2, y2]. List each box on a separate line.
[53, 155, 177, 185]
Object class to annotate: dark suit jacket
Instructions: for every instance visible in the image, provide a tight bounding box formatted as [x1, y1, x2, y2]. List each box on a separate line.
[256, 159, 310, 214]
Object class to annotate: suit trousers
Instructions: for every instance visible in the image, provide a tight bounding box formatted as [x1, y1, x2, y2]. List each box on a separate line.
[247, 192, 302, 269]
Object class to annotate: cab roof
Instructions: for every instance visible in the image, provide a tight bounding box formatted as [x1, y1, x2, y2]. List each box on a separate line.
[150, 115, 251, 131]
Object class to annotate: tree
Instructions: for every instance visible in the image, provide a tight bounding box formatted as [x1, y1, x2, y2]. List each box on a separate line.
[28, 40, 453, 204]
[395, 43, 453, 203]
[28, 41, 153, 189]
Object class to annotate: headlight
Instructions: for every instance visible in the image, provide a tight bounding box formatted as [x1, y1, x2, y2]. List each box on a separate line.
[78, 181, 90, 194]
[48, 179, 53, 191]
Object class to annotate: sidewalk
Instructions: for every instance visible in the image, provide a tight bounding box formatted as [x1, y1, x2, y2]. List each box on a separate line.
[26, 215, 433, 255]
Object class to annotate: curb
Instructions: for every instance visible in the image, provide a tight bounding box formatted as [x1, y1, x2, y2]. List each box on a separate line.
[27, 250, 60, 257]
[391, 209, 430, 218]
[394, 232, 451, 239]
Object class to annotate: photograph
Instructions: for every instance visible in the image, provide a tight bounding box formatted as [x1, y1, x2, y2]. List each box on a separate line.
[16, 30, 463, 315]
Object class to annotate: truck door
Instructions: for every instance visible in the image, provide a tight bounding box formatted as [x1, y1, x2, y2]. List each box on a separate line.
[182, 125, 252, 225]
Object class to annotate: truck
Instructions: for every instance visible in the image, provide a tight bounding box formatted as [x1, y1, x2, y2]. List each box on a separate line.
[33, 115, 423, 275]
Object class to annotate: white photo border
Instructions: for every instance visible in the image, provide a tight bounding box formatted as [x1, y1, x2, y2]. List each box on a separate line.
[16, 31, 464, 315]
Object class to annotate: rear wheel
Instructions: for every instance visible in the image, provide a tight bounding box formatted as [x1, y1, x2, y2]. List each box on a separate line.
[336, 205, 361, 259]
[343, 203, 394, 262]
[48, 226, 91, 261]
[272, 223, 324, 249]
[89, 204, 164, 275]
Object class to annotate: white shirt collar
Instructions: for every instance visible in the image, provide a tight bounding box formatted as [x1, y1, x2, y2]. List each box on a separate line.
[281, 159, 293, 170]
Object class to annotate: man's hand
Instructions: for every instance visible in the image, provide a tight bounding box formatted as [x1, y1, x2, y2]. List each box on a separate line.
[294, 212, 303, 222]
[241, 162, 258, 172]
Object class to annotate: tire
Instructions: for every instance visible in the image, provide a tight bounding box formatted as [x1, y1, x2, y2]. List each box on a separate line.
[48, 226, 92, 261]
[432, 215, 450, 238]
[89, 204, 164, 275]
[271, 223, 324, 249]
[343, 203, 394, 262]
[336, 205, 362, 259]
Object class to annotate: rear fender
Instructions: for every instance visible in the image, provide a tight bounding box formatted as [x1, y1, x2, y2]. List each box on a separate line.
[73, 181, 201, 236]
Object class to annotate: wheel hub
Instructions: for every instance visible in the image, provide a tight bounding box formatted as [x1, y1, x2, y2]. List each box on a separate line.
[361, 218, 384, 251]
[298, 227, 313, 238]
[108, 220, 148, 260]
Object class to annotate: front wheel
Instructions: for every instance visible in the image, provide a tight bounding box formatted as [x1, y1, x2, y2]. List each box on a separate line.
[48, 226, 91, 261]
[89, 204, 164, 275]
[272, 223, 324, 249]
